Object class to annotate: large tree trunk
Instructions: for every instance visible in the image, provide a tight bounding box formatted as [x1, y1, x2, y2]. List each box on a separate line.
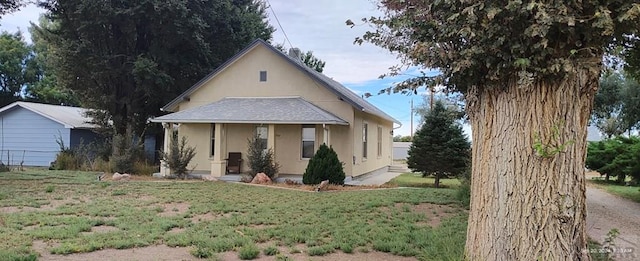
[464, 63, 599, 260]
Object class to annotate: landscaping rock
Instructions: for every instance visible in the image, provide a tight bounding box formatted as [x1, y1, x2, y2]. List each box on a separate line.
[112, 172, 131, 181]
[202, 175, 217, 182]
[316, 180, 329, 192]
[251, 173, 271, 184]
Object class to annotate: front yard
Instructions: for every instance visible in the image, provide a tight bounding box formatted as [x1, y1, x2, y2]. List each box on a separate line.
[0, 170, 467, 261]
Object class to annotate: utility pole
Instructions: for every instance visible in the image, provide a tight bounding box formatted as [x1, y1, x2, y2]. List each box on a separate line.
[410, 99, 414, 138]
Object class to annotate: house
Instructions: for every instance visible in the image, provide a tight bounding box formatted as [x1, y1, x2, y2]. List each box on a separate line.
[151, 39, 400, 178]
[0, 101, 100, 166]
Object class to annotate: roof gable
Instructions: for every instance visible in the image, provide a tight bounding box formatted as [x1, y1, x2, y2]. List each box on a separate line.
[0, 102, 94, 129]
[162, 39, 399, 124]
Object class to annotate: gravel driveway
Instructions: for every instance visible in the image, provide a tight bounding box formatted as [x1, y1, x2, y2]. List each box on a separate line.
[586, 185, 640, 260]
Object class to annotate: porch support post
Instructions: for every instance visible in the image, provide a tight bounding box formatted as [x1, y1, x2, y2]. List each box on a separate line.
[323, 124, 330, 146]
[268, 124, 277, 178]
[160, 123, 172, 176]
[210, 123, 226, 177]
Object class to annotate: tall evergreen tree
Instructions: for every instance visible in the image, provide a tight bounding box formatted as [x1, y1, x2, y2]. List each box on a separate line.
[407, 100, 470, 188]
[36, 0, 274, 136]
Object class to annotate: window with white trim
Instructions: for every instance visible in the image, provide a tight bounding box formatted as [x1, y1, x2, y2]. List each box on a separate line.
[302, 125, 315, 159]
[256, 126, 268, 151]
[377, 126, 382, 157]
[362, 122, 368, 159]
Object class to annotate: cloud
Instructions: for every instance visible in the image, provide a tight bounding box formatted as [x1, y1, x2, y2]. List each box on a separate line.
[0, 4, 44, 43]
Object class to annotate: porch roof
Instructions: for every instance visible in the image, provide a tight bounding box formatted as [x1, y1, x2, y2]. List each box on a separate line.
[151, 97, 349, 125]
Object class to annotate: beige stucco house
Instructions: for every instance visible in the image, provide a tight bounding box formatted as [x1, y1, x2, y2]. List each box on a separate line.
[151, 39, 400, 179]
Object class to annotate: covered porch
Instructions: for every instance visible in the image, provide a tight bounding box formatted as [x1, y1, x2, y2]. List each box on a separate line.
[151, 97, 349, 177]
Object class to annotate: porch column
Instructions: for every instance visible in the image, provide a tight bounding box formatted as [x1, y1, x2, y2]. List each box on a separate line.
[323, 124, 330, 146]
[268, 124, 277, 178]
[160, 123, 172, 176]
[210, 123, 226, 177]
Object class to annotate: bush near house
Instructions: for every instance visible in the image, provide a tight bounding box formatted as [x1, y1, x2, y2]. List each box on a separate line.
[303, 144, 345, 185]
[246, 135, 280, 178]
[159, 132, 196, 179]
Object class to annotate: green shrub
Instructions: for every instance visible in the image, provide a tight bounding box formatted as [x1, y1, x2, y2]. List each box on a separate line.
[45, 185, 55, 193]
[303, 144, 345, 185]
[246, 134, 280, 178]
[456, 169, 471, 207]
[159, 132, 196, 179]
[263, 245, 279, 256]
[53, 152, 79, 170]
[110, 132, 139, 174]
[238, 244, 260, 260]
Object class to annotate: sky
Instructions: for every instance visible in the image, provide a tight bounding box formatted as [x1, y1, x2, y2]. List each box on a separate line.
[0, 1, 457, 137]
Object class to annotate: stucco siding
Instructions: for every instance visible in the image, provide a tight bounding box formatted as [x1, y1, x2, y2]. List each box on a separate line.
[173, 45, 355, 126]
[0, 107, 70, 166]
[351, 111, 394, 177]
[179, 123, 212, 173]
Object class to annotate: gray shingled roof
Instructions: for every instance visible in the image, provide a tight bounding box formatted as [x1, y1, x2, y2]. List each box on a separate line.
[0, 101, 94, 128]
[151, 97, 348, 125]
[162, 39, 400, 124]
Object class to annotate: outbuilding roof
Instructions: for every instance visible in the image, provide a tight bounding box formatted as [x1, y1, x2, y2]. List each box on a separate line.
[0, 101, 94, 129]
[151, 97, 348, 125]
[161, 39, 400, 124]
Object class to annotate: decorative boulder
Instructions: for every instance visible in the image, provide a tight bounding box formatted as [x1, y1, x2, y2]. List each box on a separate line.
[202, 175, 217, 182]
[112, 172, 131, 181]
[315, 180, 329, 192]
[251, 172, 272, 184]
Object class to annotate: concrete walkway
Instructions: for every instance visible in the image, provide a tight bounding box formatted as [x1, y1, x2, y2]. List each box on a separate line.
[345, 171, 404, 186]
[345, 164, 410, 186]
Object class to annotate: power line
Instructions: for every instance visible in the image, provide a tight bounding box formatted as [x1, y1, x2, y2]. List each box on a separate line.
[265, 0, 293, 49]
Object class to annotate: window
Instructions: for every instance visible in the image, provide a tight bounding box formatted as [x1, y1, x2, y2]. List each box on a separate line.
[302, 125, 315, 159]
[210, 124, 216, 156]
[259, 71, 267, 82]
[377, 126, 382, 157]
[362, 122, 368, 159]
[256, 126, 268, 151]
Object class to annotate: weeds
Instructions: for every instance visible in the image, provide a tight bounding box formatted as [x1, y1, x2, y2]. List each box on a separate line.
[0, 169, 467, 260]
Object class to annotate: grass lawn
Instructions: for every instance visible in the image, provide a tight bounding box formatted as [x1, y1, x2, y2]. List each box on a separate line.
[0, 169, 468, 261]
[386, 173, 462, 189]
[587, 178, 640, 203]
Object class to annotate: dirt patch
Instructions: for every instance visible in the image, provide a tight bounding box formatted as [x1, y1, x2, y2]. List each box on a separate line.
[167, 227, 185, 234]
[379, 202, 462, 227]
[188, 212, 241, 223]
[81, 225, 119, 236]
[216, 249, 418, 261]
[32, 240, 195, 261]
[157, 202, 190, 217]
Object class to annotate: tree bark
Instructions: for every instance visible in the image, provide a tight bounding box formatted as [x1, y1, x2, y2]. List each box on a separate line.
[465, 62, 600, 260]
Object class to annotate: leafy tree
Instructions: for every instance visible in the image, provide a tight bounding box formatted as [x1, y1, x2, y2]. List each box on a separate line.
[24, 16, 79, 106]
[592, 70, 640, 135]
[36, 0, 274, 136]
[303, 144, 345, 185]
[407, 101, 470, 188]
[353, 1, 640, 259]
[0, 31, 33, 107]
[300, 50, 326, 73]
[0, 0, 23, 16]
[274, 44, 326, 73]
[392, 135, 412, 142]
